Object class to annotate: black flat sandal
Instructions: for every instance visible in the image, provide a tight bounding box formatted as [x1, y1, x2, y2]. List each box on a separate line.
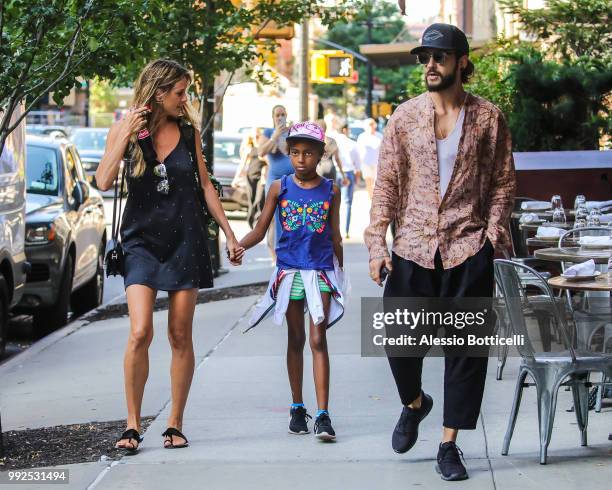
[162, 427, 189, 449]
[115, 428, 143, 453]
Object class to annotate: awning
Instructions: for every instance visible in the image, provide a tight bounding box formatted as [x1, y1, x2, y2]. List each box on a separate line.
[359, 40, 487, 68]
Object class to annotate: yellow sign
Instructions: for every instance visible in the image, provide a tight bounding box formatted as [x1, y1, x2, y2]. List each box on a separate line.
[372, 102, 393, 118]
[310, 50, 354, 84]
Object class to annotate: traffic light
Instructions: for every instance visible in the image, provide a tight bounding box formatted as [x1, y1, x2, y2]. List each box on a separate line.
[310, 50, 354, 84]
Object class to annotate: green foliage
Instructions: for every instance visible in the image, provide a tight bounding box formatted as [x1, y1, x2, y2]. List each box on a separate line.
[313, 0, 413, 105]
[0, 0, 354, 154]
[404, 3, 611, 151]
[89, 78, 117, 114]
[0, 0, 161, 147]
[505, 51, 611, 151]
[499, 0, 611, 61]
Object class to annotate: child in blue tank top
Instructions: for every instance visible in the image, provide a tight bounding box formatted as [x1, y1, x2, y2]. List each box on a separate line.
[239, 121, 347, 441]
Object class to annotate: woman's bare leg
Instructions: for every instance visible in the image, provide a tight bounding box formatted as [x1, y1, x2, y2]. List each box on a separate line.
[117, 284, 156, 449]
[165, 288, 198, 447]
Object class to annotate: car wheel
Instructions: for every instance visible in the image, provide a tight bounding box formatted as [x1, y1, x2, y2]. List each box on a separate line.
[71, 242, 105, 315]
[0, 275, 9, 358]
[33, 254, 73, 334]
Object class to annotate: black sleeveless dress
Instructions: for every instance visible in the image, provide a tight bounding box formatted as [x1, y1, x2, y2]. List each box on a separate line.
[120, 127, 213, 291]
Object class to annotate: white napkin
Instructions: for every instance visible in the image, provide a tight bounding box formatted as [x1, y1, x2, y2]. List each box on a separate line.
[563, 259, 596, 277]
[521, 201, 551, 211]
[586, 200, 612, 210]
[578, 236, 612, 246]
[598, 213, 612, 223]
[536, 226, 565, 237]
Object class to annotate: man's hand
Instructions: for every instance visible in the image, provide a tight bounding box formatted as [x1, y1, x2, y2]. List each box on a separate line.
[369, 256, 393, 287]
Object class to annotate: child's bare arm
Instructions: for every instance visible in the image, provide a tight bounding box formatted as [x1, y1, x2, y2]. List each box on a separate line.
[239, 180, 280, 250]
[329, 183, 343, 268]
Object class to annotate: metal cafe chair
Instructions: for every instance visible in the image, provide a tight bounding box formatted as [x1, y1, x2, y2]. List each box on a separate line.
[494, 259, 612, 464]
[558, 226, 612, 411]
[494, 251, 568, 380]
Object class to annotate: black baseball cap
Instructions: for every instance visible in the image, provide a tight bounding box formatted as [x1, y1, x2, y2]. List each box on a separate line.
[410, 23, 470, 57]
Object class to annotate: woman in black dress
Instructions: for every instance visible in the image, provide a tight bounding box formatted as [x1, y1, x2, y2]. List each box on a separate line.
[96, 59, 244, 451]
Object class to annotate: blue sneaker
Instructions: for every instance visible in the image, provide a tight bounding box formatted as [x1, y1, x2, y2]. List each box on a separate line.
[289, 406, 311, 434]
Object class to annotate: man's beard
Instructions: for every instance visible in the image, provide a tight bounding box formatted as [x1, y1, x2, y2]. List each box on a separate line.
[426, 64, 459, 92]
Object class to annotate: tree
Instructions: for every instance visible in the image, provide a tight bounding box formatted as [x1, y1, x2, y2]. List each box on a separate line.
[313, 0, 413, 108]
[0, 0, 163, 156]
[499, 0, 611, 61]
[130, 0, 354, 163]
[498, 0, 612, 150]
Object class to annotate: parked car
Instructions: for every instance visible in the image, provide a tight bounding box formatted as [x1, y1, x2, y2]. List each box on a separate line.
[18, 136, 106, 332]
[70, 127, 109, 186]
[213, 132, 248, 211]
[26, 124, 72, 140]
[0, 105, 28, 356]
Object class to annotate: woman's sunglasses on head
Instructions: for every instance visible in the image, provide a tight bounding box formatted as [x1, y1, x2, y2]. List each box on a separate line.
[153, 162, 169, 194]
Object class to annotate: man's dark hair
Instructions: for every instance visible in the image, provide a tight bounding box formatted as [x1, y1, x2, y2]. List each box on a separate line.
[461, 59, 475, 84]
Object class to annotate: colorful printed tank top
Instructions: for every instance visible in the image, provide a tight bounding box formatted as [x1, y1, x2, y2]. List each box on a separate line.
[275, 174, 334, 271]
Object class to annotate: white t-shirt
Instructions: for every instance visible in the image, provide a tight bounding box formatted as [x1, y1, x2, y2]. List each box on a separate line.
[329, 131, 360, 173]
[356, 131, 382, 168]
[436, 107, 465, 198]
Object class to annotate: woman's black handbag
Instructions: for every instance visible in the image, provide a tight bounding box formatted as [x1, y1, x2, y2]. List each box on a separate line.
[104, 154, 129, 277]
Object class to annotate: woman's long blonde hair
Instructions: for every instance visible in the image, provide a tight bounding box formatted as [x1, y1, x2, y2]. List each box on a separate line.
[129, 59, 200, 177]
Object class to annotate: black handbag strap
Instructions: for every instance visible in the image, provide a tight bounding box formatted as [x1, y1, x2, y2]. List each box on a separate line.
[179, 122, 207, 207]
[110, 144, 131, 242]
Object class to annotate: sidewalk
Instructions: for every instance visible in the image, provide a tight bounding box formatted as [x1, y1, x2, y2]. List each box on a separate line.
[0, 190, 610, 489]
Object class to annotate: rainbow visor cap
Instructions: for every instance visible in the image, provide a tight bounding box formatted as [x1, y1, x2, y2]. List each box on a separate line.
[286, 121, 325, 145]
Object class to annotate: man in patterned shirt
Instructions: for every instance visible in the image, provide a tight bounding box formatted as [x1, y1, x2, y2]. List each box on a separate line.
[364, 23, 516, 481]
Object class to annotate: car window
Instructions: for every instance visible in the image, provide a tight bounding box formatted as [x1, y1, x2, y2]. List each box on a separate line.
[214, 139, 241, 160]
[25, 145, 59, 195]
[71, 130, 108, 150]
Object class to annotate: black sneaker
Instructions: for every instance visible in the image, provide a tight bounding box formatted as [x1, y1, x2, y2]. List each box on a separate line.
[435, 441, 469, 481]
[392, 391, 433, 454]
[288, 406, 311, 435]
[314, 412, 336, 441]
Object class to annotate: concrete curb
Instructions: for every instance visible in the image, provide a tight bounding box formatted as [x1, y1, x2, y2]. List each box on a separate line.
[0, 281, 267, 375]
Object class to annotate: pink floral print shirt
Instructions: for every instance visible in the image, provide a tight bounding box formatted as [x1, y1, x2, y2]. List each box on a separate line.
[364, 92, 516, 269]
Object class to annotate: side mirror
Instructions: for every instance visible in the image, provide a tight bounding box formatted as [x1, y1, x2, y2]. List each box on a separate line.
[71, 182, 84, 208]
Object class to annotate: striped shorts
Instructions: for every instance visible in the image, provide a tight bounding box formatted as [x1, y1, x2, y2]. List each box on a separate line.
[289, 272, 331, 300]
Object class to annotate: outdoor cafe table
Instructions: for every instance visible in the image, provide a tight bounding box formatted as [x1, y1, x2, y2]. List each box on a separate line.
[519, 222, 573, 232]
[534, 247, 611, 265]
[548, 272, 612, 293]
[526, 237, 578, 248]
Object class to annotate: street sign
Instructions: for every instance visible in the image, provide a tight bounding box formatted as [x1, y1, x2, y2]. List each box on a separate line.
[310, 50, 354, 84]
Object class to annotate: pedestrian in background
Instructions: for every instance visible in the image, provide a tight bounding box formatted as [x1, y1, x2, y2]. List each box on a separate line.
[365, 24, 515, 481]
[233, 128, 266, 229]
[239, 121, 348, 442]
[258, 105, 293, 262]
[326, 116, 361, 239]
[96, 59, 244, 453]
[315, 119, 348, 186]
[356, 118, 382, 199]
